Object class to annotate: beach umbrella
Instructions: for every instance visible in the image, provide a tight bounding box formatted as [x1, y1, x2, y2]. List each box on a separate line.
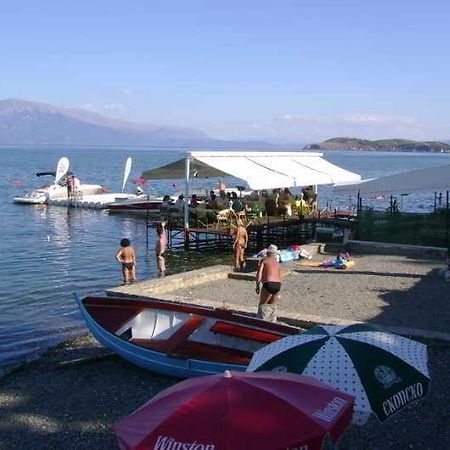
[247, 324, 429, 424]
[113, 370, 354, 450]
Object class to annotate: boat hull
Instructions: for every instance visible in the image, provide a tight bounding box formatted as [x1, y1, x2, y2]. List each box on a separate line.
[13, 184, 103, 205]
[13, 192, 47, 204]
[76, 295, 301, 378]
[107, 196, 164, 215]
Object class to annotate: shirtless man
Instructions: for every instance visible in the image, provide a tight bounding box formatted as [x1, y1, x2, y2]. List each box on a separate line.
[115, 238, 136, 285]
[233, 219, 248, 272]
[155, 222, 167, 275]
[256, 244, 282, 322]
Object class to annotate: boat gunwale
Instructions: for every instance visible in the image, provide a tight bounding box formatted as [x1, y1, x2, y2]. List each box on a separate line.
[82, 296, 300, 335]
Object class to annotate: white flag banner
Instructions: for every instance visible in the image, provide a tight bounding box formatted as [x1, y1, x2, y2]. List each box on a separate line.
[122, 157, 132, 193]
[54, 157, 70, 185]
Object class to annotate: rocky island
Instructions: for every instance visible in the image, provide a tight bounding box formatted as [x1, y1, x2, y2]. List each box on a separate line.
[305, 137, 450, 153]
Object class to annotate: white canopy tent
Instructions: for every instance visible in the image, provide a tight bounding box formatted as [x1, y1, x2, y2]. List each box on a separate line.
[142, 151, 361, 229]
[333, 164, 450, 196]
[142, 151, 361, 190]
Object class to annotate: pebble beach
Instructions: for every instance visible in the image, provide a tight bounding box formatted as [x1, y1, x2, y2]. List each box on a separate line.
[1, 252, 449, 449]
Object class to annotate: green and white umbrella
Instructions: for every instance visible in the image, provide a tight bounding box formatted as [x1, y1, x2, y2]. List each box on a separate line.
[247, 324, 429, 424]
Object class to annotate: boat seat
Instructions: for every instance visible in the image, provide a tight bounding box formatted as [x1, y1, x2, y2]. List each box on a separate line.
[131, 315, 205, 355]
[172, 341, 253, 365]
[210, 321, 285, 343]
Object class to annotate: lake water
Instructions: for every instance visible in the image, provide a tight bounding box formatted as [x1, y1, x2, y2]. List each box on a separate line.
[1, 146, 448, 375]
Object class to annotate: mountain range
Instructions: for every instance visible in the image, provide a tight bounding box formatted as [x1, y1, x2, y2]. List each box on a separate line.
[0, 99, 274, 148]
[1, 99, 449, 151]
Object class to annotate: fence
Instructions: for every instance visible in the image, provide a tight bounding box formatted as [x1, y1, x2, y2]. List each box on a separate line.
[356, 209, 450, 248]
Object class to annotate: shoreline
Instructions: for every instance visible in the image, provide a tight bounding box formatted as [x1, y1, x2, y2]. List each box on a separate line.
[1, 249, 450, 449]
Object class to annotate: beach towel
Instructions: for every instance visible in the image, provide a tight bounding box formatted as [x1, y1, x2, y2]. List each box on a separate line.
[279, 249, 295, 263]
[297, 260, 323, 267]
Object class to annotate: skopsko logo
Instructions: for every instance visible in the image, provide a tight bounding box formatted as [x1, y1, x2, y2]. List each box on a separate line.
[374, 365, 402, 388]
[153, 436, 216, 450]
[382, 383, 424, 417]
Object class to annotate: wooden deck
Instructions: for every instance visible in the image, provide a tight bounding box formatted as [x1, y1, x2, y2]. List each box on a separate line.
[161, 210, 356, 250]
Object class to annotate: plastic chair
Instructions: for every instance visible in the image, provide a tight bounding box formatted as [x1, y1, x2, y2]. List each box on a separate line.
[215, 209, 233, 229]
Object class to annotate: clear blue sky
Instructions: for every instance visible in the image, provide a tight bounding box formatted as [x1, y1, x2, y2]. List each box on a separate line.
[1, 0, 449, 142]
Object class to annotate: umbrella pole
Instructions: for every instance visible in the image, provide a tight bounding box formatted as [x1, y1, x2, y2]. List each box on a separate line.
[184, 153, 190, 247]
[446, 190, 449, 270]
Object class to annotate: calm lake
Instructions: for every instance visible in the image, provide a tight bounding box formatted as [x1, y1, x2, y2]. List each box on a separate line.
[1, 146, 448, 375]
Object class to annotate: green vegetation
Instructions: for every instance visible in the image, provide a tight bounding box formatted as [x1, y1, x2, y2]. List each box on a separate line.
[305, 137, 450, 153]
[356, 210, 450, 247]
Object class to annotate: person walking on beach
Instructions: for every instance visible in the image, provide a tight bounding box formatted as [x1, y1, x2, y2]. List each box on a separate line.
[233, 219, 248, 272]
[115, 238, 136, 285]
[155, 222, 167, 275]
[256, 244, 282, 322]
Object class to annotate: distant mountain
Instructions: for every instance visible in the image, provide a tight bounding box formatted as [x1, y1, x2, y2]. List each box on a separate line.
[304, 137, 450, 153]
[0, 98, 275, 149]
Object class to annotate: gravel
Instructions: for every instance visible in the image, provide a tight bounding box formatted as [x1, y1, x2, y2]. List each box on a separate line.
[1, 253, 449, 449]
[172, 254, 450, 333]
[0, 335, 448, 449]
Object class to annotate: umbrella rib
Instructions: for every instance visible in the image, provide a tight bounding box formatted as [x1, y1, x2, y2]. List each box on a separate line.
[237, 377, 338, 429]
[337, 333, 429, 377]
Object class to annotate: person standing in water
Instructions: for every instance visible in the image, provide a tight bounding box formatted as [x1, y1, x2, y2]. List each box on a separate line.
[255, 244, 282, 322]
[66, 175, 75, 199]
[233, 219, 248, 272]
[155, 222, 167, 275]
[115, 238, 137, 285]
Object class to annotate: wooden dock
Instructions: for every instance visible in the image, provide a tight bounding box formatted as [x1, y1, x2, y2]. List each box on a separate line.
[156, 210, 356, 251]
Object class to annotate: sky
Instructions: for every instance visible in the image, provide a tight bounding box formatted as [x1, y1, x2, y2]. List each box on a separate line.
[1, 0, 450, 143]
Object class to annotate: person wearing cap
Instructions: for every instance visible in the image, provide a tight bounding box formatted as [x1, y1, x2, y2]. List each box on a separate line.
[255, 244, 282, 322]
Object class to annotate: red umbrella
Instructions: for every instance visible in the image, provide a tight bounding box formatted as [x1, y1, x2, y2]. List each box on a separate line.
[113, 371, 354, 450]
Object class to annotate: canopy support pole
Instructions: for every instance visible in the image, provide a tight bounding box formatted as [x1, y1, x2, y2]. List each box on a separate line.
[313, 185, 318, 211]
[446, 190, 449, 268]
[184, 154, 190, 243]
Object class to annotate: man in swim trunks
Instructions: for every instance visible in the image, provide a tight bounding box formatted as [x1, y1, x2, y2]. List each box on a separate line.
[233, 219, 248, 272]
[256, 244, 282, 322]
[155, 222, 167, 275]
[115, 238, 137, 285]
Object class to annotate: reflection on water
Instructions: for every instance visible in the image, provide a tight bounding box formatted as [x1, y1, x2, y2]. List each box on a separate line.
[0, 203, 234, 376]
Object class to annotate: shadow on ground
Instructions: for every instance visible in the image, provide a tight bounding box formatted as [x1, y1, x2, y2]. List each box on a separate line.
[0, 339, 178, 450]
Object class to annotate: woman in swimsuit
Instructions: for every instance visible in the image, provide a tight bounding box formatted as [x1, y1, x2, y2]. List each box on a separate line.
[233, 219, 248, 272]
[115, 238, 137, 285]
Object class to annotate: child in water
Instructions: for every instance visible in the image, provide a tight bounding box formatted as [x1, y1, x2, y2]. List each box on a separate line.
[115, 238, 136, 285]
[155, 222, 167, 275]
